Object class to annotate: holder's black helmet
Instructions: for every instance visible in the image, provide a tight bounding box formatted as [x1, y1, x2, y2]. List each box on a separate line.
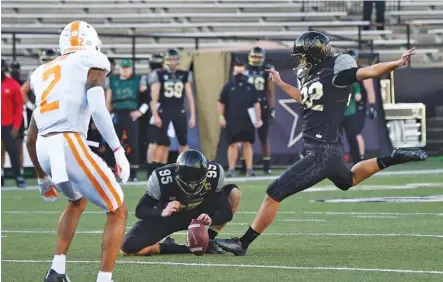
[175, 149, 208, 195]
[248, 46, 265, 67]
[10, 61, 21, 70]
[291, 31, 332, 72]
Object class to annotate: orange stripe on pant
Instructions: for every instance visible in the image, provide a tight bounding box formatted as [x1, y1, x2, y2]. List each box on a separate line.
[64, 133, 114, 211]
[74, 133, 122, 208]
[70, 21, 81, 47]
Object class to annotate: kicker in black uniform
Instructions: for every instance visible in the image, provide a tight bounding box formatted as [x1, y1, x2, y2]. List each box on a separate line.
[245, 47, 276, 174]
[215, 31, 427, 256]
[121, 149, 241, 256]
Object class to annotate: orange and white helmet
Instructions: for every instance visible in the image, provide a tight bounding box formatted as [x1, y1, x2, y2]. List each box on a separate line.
[59, 21, 102, 55]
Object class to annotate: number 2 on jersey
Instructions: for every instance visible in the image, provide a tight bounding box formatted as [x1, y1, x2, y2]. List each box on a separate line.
[40, 65, 61, 113]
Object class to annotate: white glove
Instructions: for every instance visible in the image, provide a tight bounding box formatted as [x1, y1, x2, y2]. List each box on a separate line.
[38, 176, 59, 202]
[114, 146, 130, 184]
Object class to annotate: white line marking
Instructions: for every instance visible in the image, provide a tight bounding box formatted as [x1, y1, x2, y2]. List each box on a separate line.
[355, 215, 398, 219]
[1, 236, 8, 238]
[2, 211, 443, 216]
[2, 169, 442, 191]
[277, 219, 327, 222]
[3, 230, 443, 238]
[2, 259, 443, 275]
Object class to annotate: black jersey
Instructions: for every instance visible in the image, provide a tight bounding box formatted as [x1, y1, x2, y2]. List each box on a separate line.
[298, 54, 358, 143]
[150, 68, 192, 108]
[245, 64, 273, 108]
[146, 161, 225, 212]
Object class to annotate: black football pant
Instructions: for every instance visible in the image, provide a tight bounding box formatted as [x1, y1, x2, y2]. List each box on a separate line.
[1, 125, 22, 178]
[113, 110, 138, 166]
[157, 107, 188, 147]
[121, 185, 236, 254]
[266, 139, 354, 202]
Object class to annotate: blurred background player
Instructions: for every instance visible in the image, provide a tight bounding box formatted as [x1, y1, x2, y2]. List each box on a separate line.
[1, 59, 25, 187]
[218, 61, 262, 177]
[26, 21, 129, 282]
[150, 49, 196, 172]
[106, 59, 148, 181]
[145, 53, 164, 177]
[245, 47, 276, 174]
[121, 149, 241, 256]
[9, 61, 26, 177]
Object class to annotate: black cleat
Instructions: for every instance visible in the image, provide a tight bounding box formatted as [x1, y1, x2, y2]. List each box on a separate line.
[44, 269, 70, 282]
[214, 237, 247, 256]
[263, 169, 272, 175]
[205, 240, 226, 254]
[161, 236, 176, 245]
[391, 148, 428, 164]
[16, 176, 26, 189]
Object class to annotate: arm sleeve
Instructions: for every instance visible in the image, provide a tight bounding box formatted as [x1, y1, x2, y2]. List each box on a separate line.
[218, 85, 228, 104]
[146, 173, 162, 200]
[148, 71, 159, 85]
[104, 76, 110, 90]
[187, 71, 193, 83]
[12, 82, 24, 129]
[140, 75, 148, 89]
[215, 164, 225, 193]
[86, 87, 120, 150]
[210, 192, 233, 225]
[135, 193, 162, 219]
[332, 54, 359, 87]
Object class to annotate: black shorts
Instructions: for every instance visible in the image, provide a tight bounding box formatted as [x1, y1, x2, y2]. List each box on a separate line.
[257, 107, 269, 144]
[266, 139, 353, 202]
[226, 126, 255, 145]
[113, 110, 139, 164]
[157, 108, 188, 147]
[121, 185, 236, 254]
[18, 119, 25, 140]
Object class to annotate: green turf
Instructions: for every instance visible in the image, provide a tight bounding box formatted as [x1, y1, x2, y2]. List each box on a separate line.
[2, 162, 443, 281]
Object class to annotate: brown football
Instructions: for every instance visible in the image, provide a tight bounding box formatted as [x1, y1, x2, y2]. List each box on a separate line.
[187, 219, 209, 256]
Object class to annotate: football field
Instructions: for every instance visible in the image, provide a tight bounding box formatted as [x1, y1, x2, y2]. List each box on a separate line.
[2, 161, 443, 281]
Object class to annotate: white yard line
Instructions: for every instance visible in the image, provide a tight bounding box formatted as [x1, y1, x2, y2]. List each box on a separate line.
[355, 215, 398, 219]
[277, 219, 327, 222]
[2, 169, 442, 192]
[2, 259, 443, 275]
[3, 230, 443, 238]
[2, 211, 443, 216]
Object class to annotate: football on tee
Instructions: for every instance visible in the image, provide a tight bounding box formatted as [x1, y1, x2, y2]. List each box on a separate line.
[187, 219, 209, 256]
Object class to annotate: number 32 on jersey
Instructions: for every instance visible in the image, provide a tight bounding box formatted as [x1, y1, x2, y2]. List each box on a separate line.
[301, 81, 324, 111]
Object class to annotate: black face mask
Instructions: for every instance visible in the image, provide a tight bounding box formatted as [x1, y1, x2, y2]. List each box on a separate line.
[234, 73, 246, 81]
[10, 70, 20, 82]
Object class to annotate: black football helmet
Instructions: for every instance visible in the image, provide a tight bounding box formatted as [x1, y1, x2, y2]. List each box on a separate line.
[291, 31, 332, 73]
[10, 61, 20, 70]
[149, 53, 164, 71]
[39, 49, 58, 64]
[248, 47, 265, 67]
[175, 149, 208, 196]
[164, 49, 181, 69]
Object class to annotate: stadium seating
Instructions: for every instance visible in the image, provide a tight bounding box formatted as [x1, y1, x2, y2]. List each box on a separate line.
[2, 0, 442, 72]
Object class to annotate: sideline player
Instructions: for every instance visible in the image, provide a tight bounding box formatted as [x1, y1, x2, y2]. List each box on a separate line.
[121, 149, 242, 256]
[246, 47, 276, 174]
[26, 21, 130, 282]
[215, 31, 427, 255]
[150, 49, 196, 171]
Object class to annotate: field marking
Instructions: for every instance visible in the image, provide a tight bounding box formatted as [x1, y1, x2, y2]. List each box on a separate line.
[2, 168, 442, 192]
[2, 181, 442, 193]
[277, 219, 327, 222]
[2, 211, 443, 216]
[2, 259, 443, 275]
[3, 230, 443, 238]
[355, 215, 398, 219]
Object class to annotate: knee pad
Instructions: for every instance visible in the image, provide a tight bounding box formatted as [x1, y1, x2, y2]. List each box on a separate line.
[121, 235, 142, 254]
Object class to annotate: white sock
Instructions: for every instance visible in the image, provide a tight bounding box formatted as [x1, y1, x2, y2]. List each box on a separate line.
[50, 254, 66, 274]
[97, 271, 112, 282]
[20, 168, 24, 175]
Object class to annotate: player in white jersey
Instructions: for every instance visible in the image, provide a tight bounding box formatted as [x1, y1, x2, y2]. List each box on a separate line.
[26, 21, 129, 282]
